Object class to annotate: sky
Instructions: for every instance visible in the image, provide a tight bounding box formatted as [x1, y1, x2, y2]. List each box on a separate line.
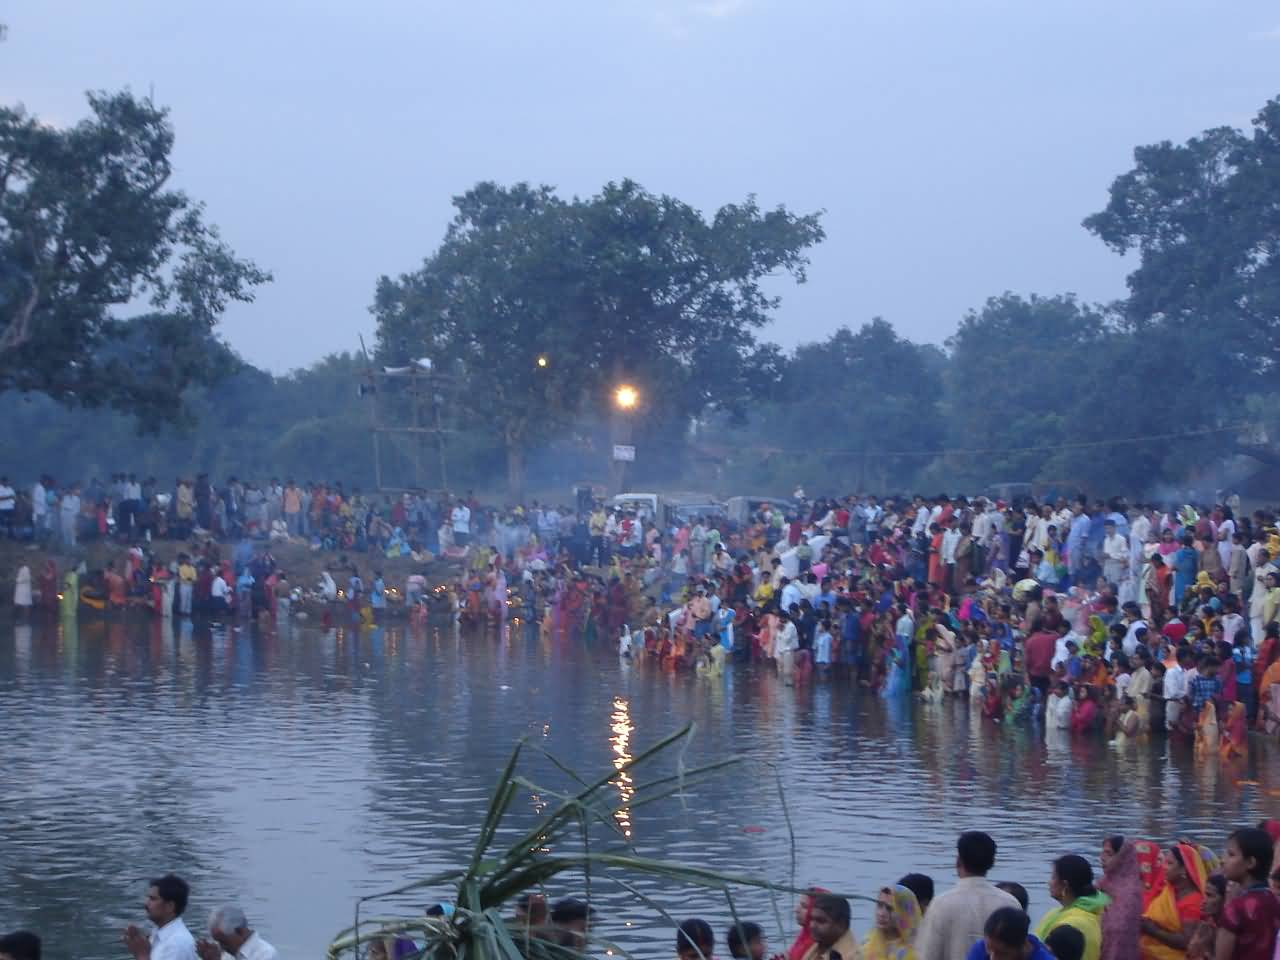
[3, 1, 1278, 374]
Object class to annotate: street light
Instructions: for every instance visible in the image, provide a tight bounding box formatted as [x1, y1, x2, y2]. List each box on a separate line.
[614, 384, 639, 410]
[536, 355, 549, 368]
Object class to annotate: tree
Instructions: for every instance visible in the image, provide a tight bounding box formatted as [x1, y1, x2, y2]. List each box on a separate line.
[0, 90, 270, 424]
[1083, 97, 1280, 465]
[944, 293, 1111, 486]
[727, 318, 942, 492]
[372, 180, 823, 498]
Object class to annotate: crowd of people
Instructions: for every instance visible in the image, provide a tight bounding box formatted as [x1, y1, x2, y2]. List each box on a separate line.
[0, 473, 478, 556]
[10, 478, 1280, 755]
[8, 826, 1280, 960]
[444, 492, 1280, 755]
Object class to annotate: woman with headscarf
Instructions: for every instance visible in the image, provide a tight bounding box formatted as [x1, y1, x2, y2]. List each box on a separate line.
[1139, 842, 1206, 959]
[862, 884, 921, 960]
[1132, 840, 1167, 908]
[1098, 836, 1143, 960]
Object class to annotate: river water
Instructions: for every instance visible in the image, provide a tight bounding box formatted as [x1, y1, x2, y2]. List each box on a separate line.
[3, 615, 1279, 959]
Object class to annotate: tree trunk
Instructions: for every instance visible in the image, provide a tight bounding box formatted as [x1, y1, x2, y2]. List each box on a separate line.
[506, 433, 526, 503]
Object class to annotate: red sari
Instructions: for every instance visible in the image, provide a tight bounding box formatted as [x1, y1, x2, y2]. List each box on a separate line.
[927, 532, 944, 588]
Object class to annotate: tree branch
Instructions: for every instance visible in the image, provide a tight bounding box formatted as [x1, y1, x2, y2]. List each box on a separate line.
[0, 278, 41, 353]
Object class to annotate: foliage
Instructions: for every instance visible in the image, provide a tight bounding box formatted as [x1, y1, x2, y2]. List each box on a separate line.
[372, 180, 824, 498]
[710, 319, 944, 492]
[0, 90, 269, 425]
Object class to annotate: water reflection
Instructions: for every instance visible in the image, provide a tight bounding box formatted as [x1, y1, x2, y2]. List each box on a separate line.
[611, 696, 635, 839]
[2, 617, 1280, 960]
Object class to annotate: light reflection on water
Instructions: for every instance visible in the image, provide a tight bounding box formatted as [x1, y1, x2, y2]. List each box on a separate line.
[2, 615, 1279, 960]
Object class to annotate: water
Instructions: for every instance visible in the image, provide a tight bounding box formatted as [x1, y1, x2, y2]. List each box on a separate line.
[3, 615, 1278, 959]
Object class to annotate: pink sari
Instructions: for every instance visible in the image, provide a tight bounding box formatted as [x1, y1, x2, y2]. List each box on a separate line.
[1098, 840, 1143, 960]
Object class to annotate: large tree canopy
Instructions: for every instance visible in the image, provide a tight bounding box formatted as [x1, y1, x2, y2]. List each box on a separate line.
[372, 179, 823, 497]
[0, 90, 269, 424]
[1084, 96, 1280, 468]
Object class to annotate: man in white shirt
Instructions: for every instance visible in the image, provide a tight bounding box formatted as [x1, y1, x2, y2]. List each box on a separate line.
[124, 874, 197, 960]
[199, 905, 278, 960]
[916, 831, 1020, 960]
[59, 487, 81, 548]
[911, 498, 932, 539]
[779, 577, 803, 615]
[775, 613, 799, 684]
[1250, 549, 1277, 641]
[1121, 603, 1147, 658]
[941, 520, 961, 590]
[31, 476, 48, 541]
[1129, 506, 1153, 576]
[450, 500, 471, 547]
[1162, 647, 1191, 731]
[1101, 519, 1129, 588]
[211, 571, 231, 613]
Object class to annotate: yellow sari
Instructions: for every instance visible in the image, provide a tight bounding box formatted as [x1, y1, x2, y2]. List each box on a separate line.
[1139, 843, 1206, 960]
[862, 885, 921, 960]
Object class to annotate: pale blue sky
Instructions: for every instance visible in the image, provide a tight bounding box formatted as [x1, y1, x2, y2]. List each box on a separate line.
[3, 1, 1278, 372]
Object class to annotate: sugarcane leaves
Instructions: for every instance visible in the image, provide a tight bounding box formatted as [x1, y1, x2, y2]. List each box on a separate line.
[328, 723, 876, 960]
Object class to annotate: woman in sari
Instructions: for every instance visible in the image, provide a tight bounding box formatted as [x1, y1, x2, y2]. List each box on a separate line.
[1132, 841, 1167, 908]
[1193, 702, 1219, 758]
[1218, 701, 1248, 759]
[1149, 555, 1171, 625]
[1252, 624, 1279, 690]
[1139, 843, 1205, 959]
[1098, 836, 1143, 960]
[862, 884, 921, 960]
[926, 523, 944, 591]
[882, 626, 909, 698]
[932, 623, 957, 695]
[758, 606, 778, 662]
[37, 559, 58, 612]
[1257, 644, 1280, 735]
[1071, 686, 1100, 734]
[912, 614, 934, 690]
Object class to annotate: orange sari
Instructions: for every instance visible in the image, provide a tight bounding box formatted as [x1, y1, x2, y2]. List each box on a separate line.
[1219, 701, 1248, 759]
[1139, 843, 1206, 960]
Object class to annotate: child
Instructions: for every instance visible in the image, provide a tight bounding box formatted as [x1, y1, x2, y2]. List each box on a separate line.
[677, 918, 715, 960]
[725, 922, 764, 960]
[1186, 874, 1227, 960]
[1047, 681, 1073, 730]
[1064, 640, 1083, 680]
[1216, 827, 1280, 960]
[814, 619, 833, 675]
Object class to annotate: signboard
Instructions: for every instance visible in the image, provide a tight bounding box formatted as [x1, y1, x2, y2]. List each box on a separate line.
[612, 444, 636, 462]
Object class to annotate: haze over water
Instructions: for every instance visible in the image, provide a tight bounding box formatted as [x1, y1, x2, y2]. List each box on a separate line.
[3, 616, 1278, 959]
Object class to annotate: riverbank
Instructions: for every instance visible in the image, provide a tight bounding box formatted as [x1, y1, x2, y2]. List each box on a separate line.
[0, 536, 462, 609]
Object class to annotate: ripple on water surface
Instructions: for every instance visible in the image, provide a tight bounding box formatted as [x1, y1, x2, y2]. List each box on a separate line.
[2, 617, 1279, 959]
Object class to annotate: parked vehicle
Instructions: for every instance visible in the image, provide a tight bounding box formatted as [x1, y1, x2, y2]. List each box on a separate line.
[608, 491, 724, 526]
[725, 495, 795, 528]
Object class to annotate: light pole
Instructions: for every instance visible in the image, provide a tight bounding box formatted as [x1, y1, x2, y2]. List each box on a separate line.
[610, 383, 639, 494]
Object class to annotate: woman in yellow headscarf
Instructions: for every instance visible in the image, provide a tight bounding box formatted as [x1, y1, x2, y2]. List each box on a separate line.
[862, 885, 921, 960]
[1139, 842, 1206, 960]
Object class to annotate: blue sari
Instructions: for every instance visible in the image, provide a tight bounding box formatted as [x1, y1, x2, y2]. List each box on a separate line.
[882, 635, 910, 697]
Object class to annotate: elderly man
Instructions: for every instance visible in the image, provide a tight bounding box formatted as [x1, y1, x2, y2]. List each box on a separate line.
[196, 906, 277, 960]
